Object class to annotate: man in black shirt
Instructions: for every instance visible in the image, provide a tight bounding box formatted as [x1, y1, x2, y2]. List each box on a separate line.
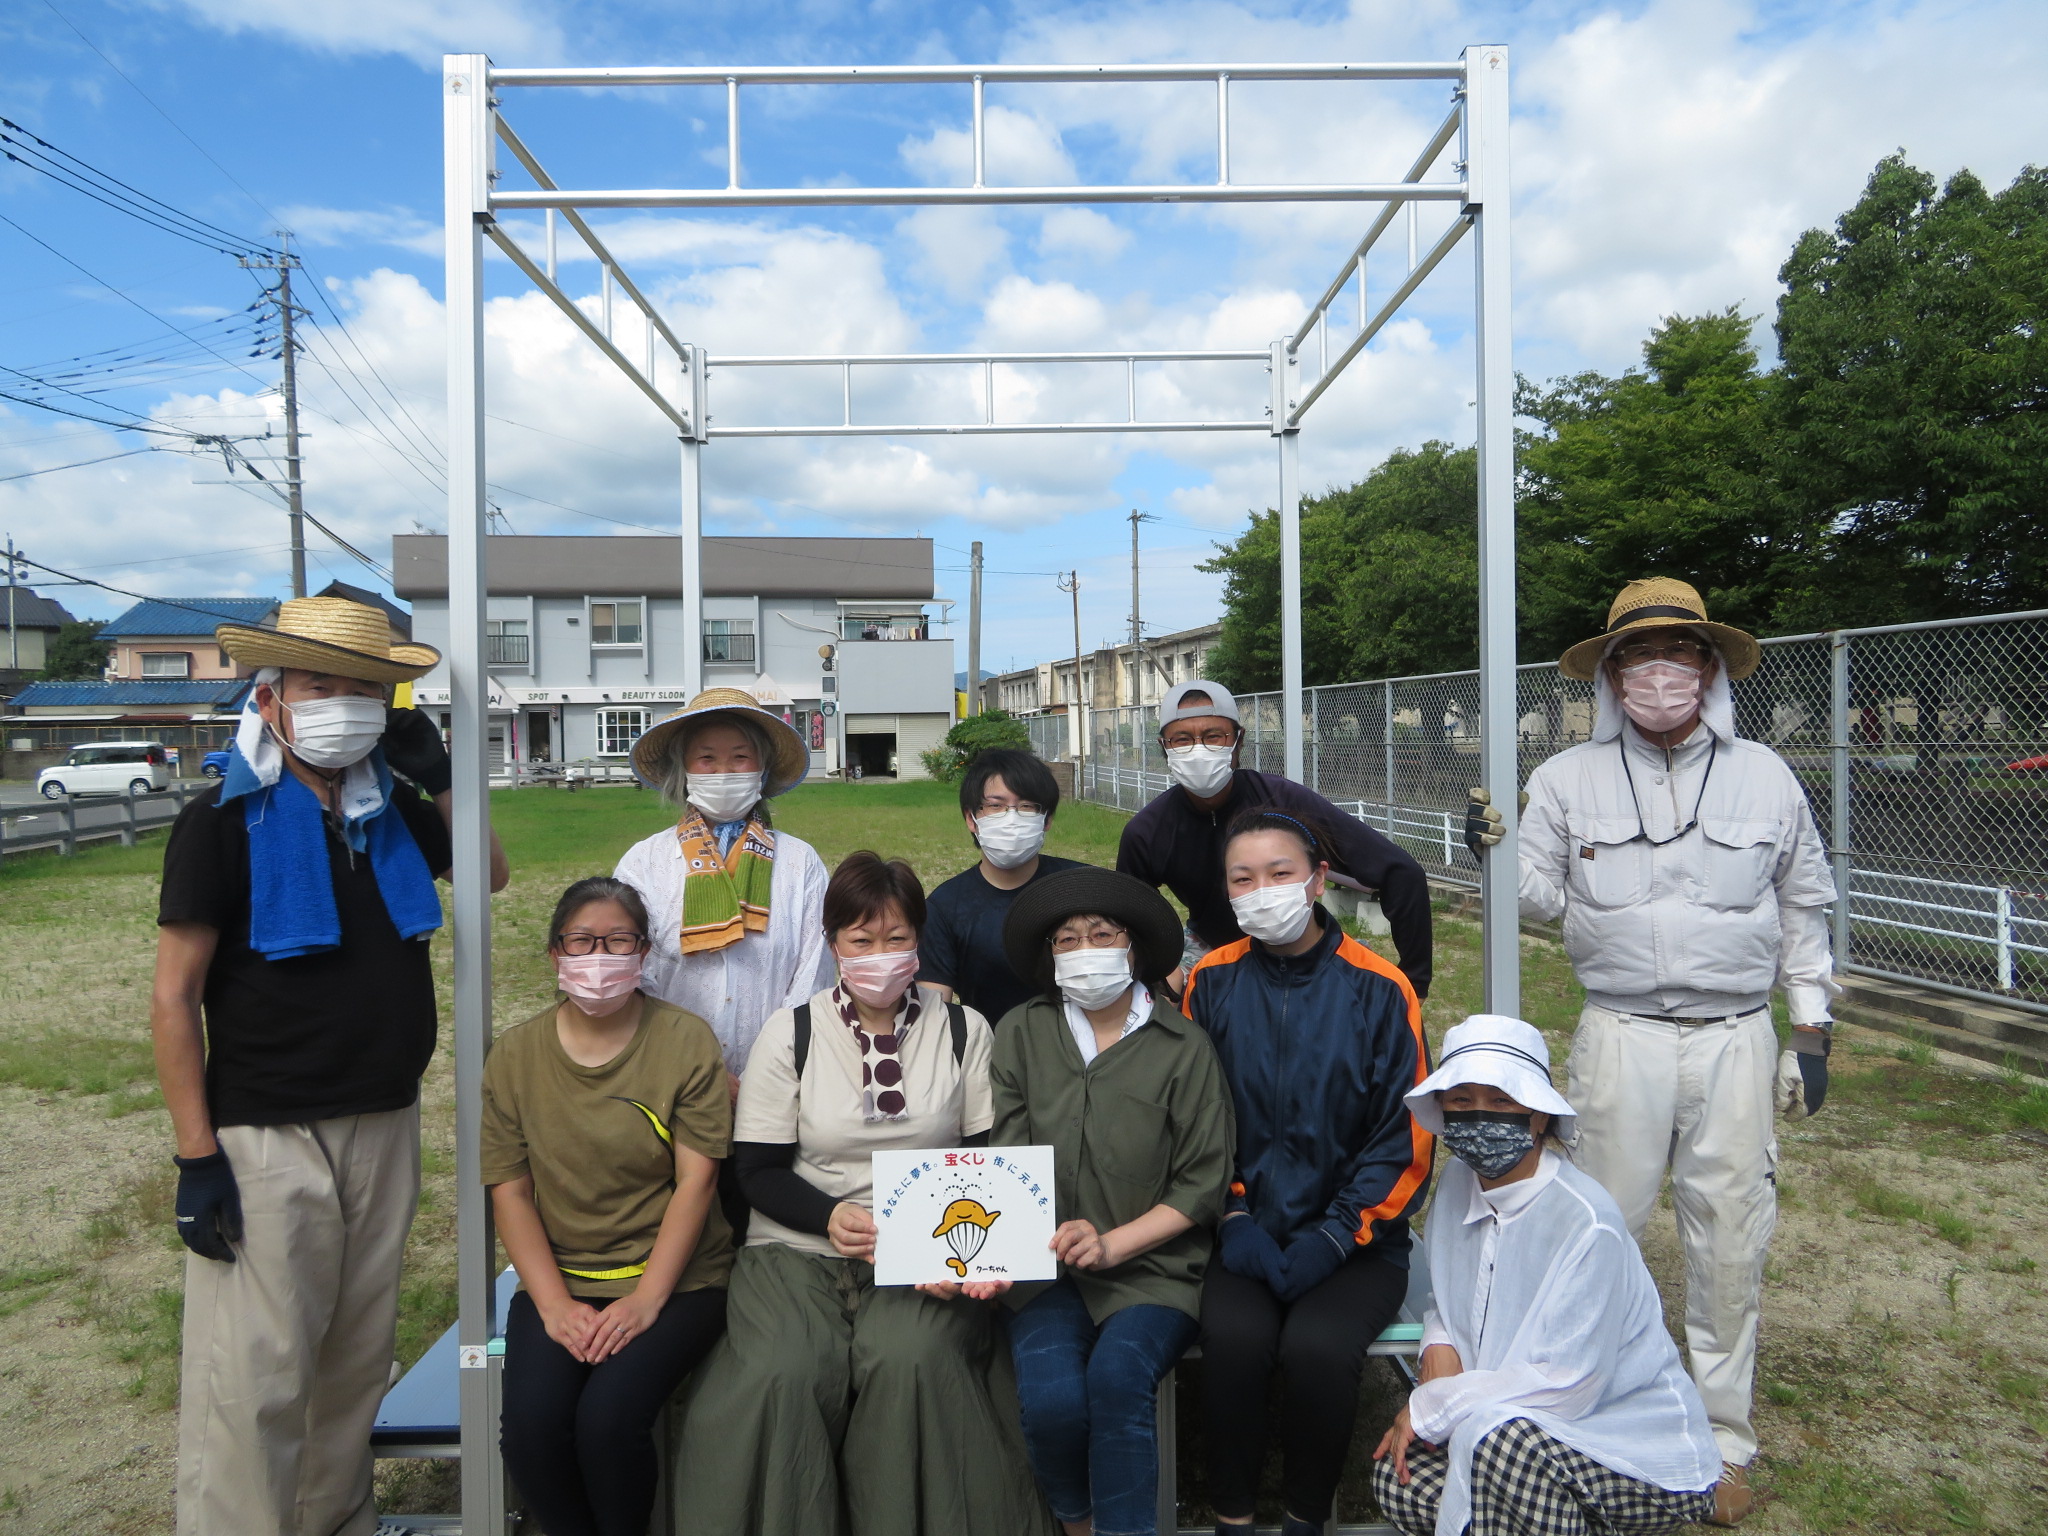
[153, 597, 508, 1536]
[1116, 680, 1434, 997]
[919, 747, 1084, 1024]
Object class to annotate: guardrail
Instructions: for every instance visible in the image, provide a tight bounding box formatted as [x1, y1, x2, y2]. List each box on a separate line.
[497, 759, 644, 789]
[0, 779, 208, 860]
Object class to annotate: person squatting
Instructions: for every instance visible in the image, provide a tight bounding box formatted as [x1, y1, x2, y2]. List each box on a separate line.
[154, 585, 1828, 1536]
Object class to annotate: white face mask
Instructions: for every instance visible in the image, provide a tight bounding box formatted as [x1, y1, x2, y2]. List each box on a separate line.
[1231, 878, 1317, 946]
[687, 770, 763, 824]
[1165, 742, 1235, 797]
[280, 695, 386, 771]
[1054, 947, 1134, 1011]
[974, 808, 1046, 870]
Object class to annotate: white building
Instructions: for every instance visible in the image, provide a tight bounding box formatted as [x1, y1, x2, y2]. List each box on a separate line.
[986, 621, 1224, 721]
[395, 534, 956, 779]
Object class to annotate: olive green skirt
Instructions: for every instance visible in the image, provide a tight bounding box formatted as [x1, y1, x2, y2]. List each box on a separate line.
[673, 1241, 1052, 1536]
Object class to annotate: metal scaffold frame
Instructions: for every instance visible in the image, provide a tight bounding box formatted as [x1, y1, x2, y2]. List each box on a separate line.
[441, 48, 1516, 1530]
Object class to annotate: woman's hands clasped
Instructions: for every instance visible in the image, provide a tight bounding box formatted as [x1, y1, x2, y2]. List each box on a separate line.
[829, 1200, 877, 1261]
[538, 1286, 665, 1363]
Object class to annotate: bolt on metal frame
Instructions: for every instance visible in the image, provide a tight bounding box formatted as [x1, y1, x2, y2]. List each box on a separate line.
[443, 48, 1514, 1531]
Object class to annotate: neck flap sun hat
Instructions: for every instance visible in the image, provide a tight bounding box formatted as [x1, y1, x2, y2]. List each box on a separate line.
[1558, 577, 1761, 684]
[629, 686, 811, 798]
[1406, 1014, 1577, 1139]
[215, 596, 440, 684]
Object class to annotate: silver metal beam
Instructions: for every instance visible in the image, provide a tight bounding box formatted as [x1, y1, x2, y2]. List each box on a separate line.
[707, 420, 1269, 438]
[710, 349, 1268, 366]
[1465, 43, 1520, 1017]
[1271, 340, 1304, 781]
[442, 50, 507, 1536]
[1288, 215, 1470, 427]
[490, 62, 1467, 86]
[492, 182, 1467, 211]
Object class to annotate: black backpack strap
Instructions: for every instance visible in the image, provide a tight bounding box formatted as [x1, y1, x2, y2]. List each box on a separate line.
[947, 1000, 967, 1065]
[792, 1002, 812, 1079]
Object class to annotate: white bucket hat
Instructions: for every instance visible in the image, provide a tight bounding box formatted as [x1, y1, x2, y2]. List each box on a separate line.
[1406, 1015, 1576, 1138]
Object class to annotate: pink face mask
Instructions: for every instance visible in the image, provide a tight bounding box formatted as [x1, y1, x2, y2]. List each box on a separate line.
[1619, 660, 1703, 734]
[838, 948, 921, 1009]
[555, 951, 643, 1017]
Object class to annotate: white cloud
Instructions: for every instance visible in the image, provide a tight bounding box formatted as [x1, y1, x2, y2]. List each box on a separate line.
[1036, 209, 1131, 263]
[282, 205, 441, 255]
[148, 0, 563, 62]
[900, 208, 1011, 303]
[899, 104, 1078, 188]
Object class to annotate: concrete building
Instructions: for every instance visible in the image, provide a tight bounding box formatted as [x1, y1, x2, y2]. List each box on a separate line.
[394, 534, 956, 779]
[0, 587, 78, 696]
[98, 597, 279, 682]
[984, 621, 1224, 743]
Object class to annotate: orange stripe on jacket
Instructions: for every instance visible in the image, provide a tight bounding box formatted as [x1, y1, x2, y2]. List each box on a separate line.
[1179, 937, 1252, 1020]
[1333, 932, 1434, 1247]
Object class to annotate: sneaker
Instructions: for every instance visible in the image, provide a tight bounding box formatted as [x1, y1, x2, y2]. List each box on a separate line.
[1706, 1462, 1753, 1526]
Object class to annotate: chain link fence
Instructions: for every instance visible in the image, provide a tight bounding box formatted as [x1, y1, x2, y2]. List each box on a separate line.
[1065, 610, 2048, 1011]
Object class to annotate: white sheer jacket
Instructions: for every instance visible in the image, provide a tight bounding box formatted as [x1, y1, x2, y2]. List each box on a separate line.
[1410, 1151, 1720, 1536]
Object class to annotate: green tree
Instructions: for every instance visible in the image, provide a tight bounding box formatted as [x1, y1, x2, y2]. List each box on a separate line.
[918, 707, 1030, 782]
[38, 620, 108, 681]
[1516, 308, 1804, 657]
[1772, 156, 2048, 626]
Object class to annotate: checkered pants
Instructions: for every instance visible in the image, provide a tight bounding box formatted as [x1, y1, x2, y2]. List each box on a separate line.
[1373, 1417, 1717, 1536]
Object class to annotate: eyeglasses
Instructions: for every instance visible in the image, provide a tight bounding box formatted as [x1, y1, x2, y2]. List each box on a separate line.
[975, 801, 1044, 816]
[555, 932, 646, 956]
[1162, 729, 1237, 750]
[1614, 639, 1710, 668]
[1050, 923, 1129, 953]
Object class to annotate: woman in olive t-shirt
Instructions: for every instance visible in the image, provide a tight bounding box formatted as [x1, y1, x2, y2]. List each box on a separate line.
[481, 877, 734, 1536]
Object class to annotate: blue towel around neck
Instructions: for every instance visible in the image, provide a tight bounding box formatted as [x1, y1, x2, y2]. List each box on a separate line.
[240, 767, 443, 961]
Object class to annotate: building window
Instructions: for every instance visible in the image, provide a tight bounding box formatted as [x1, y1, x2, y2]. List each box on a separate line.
[142, 652, 191, 678]
[591, 601, 642, 647]
[703, 618, 756, 664]
[487, 619, 530, 666]
[595, 707, 651, 756]
[842, 613, 927, 641]
[218, 647, 232, 669]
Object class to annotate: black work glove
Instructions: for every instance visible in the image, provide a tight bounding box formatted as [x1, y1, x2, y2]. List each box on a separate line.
[1462, 788, 1529, 858]
[1775, 1031, 1831, 1119]
[174, 1150, 243, 1263]
[1272, 1229, 1348, 1304]
[382, 706, 452, 797]
[1217, 1213, 1284, 1287]
[1798, 1051, 1829, 1116]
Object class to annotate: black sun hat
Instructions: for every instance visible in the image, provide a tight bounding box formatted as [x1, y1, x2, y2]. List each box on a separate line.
[1003, 867, 1184, 985]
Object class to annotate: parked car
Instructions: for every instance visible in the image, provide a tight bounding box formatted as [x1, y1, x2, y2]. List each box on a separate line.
[201, 749, 234, 779]
[37, 743, 172, 800]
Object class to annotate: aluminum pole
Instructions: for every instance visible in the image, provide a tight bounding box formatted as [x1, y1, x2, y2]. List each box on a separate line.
[1830, 633, 1852, 961]
[680, 436, 705, 699]
[1464, 43, 1519, 1015]
[443, 52, 506, 1536]
[968, 541, 983, 714]
[1271, 338, 1304, 782]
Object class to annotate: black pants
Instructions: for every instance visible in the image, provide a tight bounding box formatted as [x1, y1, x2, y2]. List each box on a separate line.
[500, 1286, 727, 1536]
[1198, 1247, 1408, 1525]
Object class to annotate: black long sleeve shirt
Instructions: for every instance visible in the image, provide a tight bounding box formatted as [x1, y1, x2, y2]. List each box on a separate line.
[1115, 768, 1434, 998]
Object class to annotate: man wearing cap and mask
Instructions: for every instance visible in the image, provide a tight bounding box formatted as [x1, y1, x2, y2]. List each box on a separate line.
[1465, 579, 1836, 1526]
[1116, 679, 1433, 996]
[151, 597, 509, 1536]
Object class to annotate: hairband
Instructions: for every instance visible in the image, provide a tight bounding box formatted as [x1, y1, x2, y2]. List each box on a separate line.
[1437, 1040, 1554, 1084]
[1254, 811, 1320, 855]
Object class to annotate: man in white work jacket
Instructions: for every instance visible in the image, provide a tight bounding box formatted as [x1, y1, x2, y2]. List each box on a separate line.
[1466, 578, 1835, 1527]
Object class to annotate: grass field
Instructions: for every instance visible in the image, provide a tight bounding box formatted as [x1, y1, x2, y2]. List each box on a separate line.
[2, 781, 2047, 1532]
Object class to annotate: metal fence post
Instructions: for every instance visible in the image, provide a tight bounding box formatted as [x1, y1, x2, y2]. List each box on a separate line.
[1383, 681, 1396, 835]
[59, 797, 75, 857]
[1829, 633, 1852, 964]
[120, 790, 138, 848]
[1998, 885, 2015, 993]
[1309, 688, 1322, 794]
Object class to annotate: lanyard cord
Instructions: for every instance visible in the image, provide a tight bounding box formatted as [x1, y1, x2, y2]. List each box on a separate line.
[1617, 732, 1717, 847]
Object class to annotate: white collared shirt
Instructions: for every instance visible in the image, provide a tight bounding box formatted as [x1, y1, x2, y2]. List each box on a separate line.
[1062, 982, 1153, 1066]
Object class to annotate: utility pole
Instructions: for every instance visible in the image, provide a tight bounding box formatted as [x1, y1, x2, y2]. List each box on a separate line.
[1127, 508, 1157, 705]
[1058, 570, 1084, 789]
[5, 534, 19, 672]
[967, 540, 983, 715]
[241, 234, 308, 598]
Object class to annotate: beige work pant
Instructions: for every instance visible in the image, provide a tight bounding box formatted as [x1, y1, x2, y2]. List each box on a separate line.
[176, 1104, 420, 1536]
[1566, 1003, 1777, 1466]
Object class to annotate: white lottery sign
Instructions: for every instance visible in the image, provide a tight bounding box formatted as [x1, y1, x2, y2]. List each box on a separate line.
[870, 1145, 1059, 1287]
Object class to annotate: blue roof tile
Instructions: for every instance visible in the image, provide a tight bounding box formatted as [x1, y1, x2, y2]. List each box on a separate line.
[9, 679, 252, 709]
[98, 598, 278, 638]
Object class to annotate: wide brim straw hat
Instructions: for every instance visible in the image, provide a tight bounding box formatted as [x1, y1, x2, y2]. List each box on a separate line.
[1559, 577, 1761, 683]
[629, 687, 811, 798]
[216, 596, 440, 685]
[1406, 1014, 1577, 1138]
[1002, 867, 1185, 987]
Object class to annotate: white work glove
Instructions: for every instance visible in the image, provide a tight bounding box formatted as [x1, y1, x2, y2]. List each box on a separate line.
[1462, 788, 1528, 856]
[1774, 1033, 1830, 1120]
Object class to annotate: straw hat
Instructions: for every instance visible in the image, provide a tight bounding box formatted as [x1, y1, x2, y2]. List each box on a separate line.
[1405, 1015, 1577, 1138]
[1558, 577, 1760, 683]
[216, 596, 440, 684]
[1002, 867, 1185, 989]
[629, 687, 811, 798]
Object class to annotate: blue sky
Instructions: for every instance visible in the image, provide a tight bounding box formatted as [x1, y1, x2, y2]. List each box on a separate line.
[3, 0, 2044, 671]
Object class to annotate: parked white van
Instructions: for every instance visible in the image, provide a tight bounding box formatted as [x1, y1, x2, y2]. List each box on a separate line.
[37, 742, 172, 800]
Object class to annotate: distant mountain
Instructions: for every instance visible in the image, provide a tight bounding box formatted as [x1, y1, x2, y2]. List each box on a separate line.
[954, 669, 994, 691]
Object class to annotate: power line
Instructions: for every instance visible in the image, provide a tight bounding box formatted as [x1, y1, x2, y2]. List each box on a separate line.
[0, 120, 274, 258]
[0, 446, 154, 484]
[8, 552, 281, 621]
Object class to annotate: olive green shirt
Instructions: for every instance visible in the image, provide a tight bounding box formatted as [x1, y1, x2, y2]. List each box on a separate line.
[481, 997, 735, 1299]
[990, 992, 1234, 1321]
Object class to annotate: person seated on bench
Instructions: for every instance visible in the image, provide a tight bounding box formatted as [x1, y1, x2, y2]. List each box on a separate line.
[482, 876, 734, 1536]
[674, 851, 1046, 1536]
[1372, 1016, 1720, 1536]
[960, 868, 1232, 1536]
[1184, 808, 1433, 1536]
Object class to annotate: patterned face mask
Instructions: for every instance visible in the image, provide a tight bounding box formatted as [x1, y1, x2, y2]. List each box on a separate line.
[1438, 1110, 1536, 1179]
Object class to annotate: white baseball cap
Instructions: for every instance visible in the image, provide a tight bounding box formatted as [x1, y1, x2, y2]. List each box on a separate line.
[1406, 1015, 1576, 1138]
[1159, 679, 1241, 728]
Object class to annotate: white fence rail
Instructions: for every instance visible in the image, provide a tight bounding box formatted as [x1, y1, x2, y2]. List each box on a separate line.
[0, 780, 209, 860]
